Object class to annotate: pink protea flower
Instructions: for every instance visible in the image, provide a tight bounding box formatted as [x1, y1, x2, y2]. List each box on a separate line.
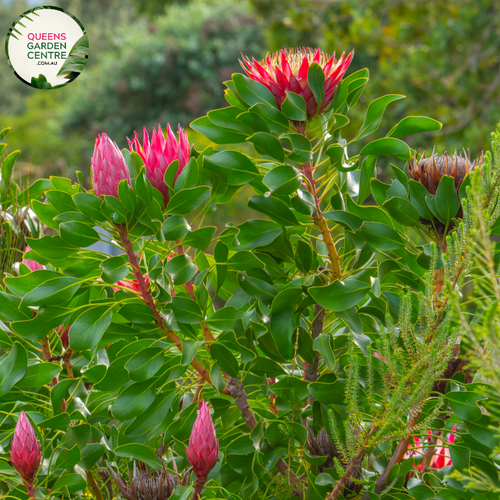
[405, 425, 457, 470]
[128, 124, 191, 206]
[240, 47, 354, 119]
[22, 247, 45, 272]
[91, 133, 131, 198]
[186, 400, 219, 480]
[10, 411, 42, 485]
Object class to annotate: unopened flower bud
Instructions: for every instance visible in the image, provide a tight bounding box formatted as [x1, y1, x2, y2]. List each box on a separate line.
[10, 411, 41, 484]
[91, 133, 131, 198]
[186, 400, 219, 479]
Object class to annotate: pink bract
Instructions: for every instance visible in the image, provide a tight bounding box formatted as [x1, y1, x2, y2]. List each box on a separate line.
[22, 247, 45, 272]
[186, 400, 219, 479]
[91, 133, 131, 198]
[128, 124, 191, 206]
[241, 47, 354, 118]
[10, 411, 41, 483]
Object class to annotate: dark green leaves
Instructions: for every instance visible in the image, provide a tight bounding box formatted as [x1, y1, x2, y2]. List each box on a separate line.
[309, 280, 370, 312]
[68, 306, 114, 350]
[248, 195, 299, 226]
[387, 116, 442, 138]
[204, 151, 260, 186]
[164, 254, 197, 285]
[165, 186, 211, 215]
[0, 342, 27, 396]
[232, 73, 277, 108]
[281, 92, 307, 121]
[263, 165, 301, 195]
[360, 138, 411, 159]
[434, 175, 460, 225]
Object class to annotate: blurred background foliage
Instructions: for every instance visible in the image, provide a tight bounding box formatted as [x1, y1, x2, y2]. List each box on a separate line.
[1, 0, 499, 220]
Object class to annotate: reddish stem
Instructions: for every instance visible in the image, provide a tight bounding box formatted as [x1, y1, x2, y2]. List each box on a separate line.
[25, 482, 36, 499]
[191, 476, 206, 500]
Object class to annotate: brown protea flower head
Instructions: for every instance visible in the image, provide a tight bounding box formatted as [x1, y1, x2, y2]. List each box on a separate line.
[408, 149, 483, 196]
[240, 47, 354, 118]
[108, 462, 185, 500]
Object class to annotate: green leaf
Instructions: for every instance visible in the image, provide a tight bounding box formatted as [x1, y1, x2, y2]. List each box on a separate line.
[249, 104, 289, 133]
[383, 197, 420, 226]
[247, 132, 285, 162]
[125, 348, 164, 381]
[313, 334, 335, 370]
[60, 221, 100, 248]
[354, 95, 405, 141]
[449, 444, 471, 473]
[204, 151, 259, 186]
[26, 235, 78, 259]
[281, 133, 313, 163]
[52, 473, 86, 493]
[165, 186, 210, 215]
[409, 179, 434, 220]
[73, 192, 106, 221]
[207, 306, 240, 330]
[387, 116, 442, 138]
[30, 73, 52, 89]
[281, 92, 307, 121]
[161, 215, 190, 241]
[164, 297, 203, 324]
[54, 445, 81, 470]
[114, 443, 162, 470]
[22, 277, 82, 307]
[308, 375, 346, 404]
[227, 251, 265, 271]
[233, 73, 277, 108]
[237, 273, 277, 302]
[295, 240, 313, 273]
[358, 222, 403, 251]
[100, 255, 129, 284]
[324, 211, 363, 231]
[181, 226, 216, 252]
[309, 279, 370, 312]
[16, 362, 61, 388]
[11, 306, 72, 340]
[263, 165, 301, 195]
[248, 195, 299, 226]
[434, 175, 460, 224]
[164, 254, 197, 285]
[57, 34, 89, 77]
[190, 116, 247, 144]
[210, 343, 239, 378]
[112, 379, 157, 421]
[103, 195, 128, 223]
[308, 63, 325, 109]
[270, 309, 295, 360]
[68, 306, 114, 350]
[181, 340, 204, 366]
[447, 391, 486, 421]
[360, 138, 411, 159]
[0, 342, 27, 396]
[78, 444, 105, 471]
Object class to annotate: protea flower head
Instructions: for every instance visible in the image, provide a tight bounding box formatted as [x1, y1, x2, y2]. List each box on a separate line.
[405, 426, 456, 470]
[10, 411, 42, 484]
[22, 247, 45, 272]
[240, 47, 354, 119]
[409, 149, 483, 196]
[128, 124, 191, 206]
[108, 462, 184, 500]
[186, 400, 219, 479]
[92, 133, 131, 198]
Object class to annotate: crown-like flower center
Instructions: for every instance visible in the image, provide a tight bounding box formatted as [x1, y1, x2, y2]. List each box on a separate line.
[265, 47, 333, 75]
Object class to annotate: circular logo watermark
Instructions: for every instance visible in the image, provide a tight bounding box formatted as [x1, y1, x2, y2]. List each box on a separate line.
[5, 6, 88, 89]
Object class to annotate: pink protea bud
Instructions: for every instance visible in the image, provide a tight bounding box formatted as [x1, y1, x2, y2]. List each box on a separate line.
[22, 247, 45, 272]
[10, 411, 42, 484]
[186, 400, 219, 479]
[92, 133, 131, 198]
[128, 124, 191, 206]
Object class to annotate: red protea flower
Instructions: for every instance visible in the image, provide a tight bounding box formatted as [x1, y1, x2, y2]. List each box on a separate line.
[92, 133, 131, 198]
[128, 124, 191, 206]
[22, 247, 45, 272]
[186, 401, 219, 481]
[10, 411, 42, 486]
[241, 47, 354, 119]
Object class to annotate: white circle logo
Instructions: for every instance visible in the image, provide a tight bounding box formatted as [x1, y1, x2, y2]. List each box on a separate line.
[5, 6, 88, 89]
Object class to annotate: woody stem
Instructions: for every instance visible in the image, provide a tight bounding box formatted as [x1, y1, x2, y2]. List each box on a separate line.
[302, 160, 341, 281]
[117, 224, 212, 386]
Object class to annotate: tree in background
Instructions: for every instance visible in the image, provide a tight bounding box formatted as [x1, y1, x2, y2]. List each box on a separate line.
[250, 0, 500, 157]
